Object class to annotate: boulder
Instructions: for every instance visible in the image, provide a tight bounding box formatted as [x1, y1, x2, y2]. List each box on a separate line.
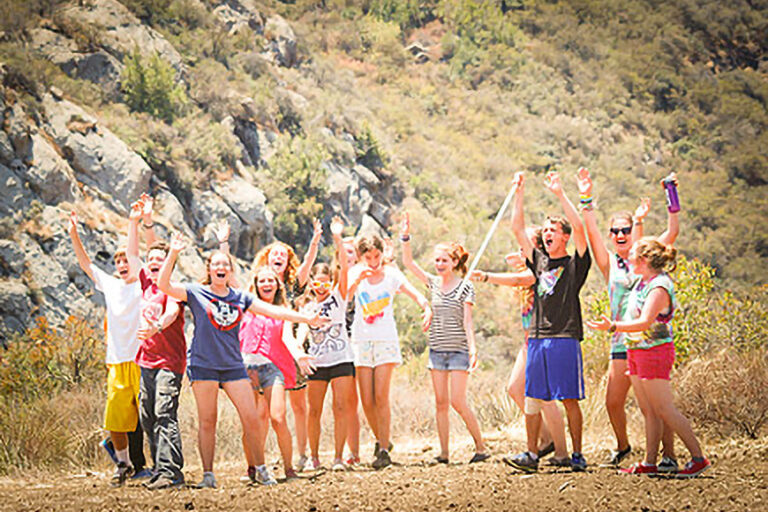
[0, 129, 16, 165]
[211, 0, 264, 35]
[152, 189, 195, 239]
[211, 176, 272, 258]
[57, 0, 184, 74]
[0, 278, 32, 339]
[42, 94, 151, 213]
[0, 162, 32, 218]
[0, 240, 25, 277]
[324, 161, 373, 228]
[189, 190, 243, 252]
[25, 134, 80, 205]
[262, 15, 298, 68]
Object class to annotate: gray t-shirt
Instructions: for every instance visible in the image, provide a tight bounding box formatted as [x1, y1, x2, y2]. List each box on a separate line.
[427, 277, 475, 353]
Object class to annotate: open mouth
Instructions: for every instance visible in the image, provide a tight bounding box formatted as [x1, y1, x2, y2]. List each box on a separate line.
[544, 238, 554, 248]
[216, 271, 226, 279]
[148, 266, 160, 273]
[118, 269, 129, 277]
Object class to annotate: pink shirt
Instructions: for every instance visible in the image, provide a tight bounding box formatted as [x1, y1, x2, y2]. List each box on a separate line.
[239, 311, 296, 388]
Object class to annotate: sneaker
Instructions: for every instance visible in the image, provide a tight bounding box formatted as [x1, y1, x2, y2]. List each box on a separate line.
[373, 441, 394, 458]
[620, 462, 658, 475]
[502, 452, 538, 473]
[145, 475, 184, 490]
[131, 467, 154, 480]
[571, 452, 588, 472]
[308, 457, 323, 471]
[331, 458, 347, 472]
[431, 456, 449, 465]
[372, 449, 392, 470]
[537, 441, 555, 459]
[676, 458, 710, 478]
[469, 452, 490, 464]
[100, 438, 118, 465]
[599, 446, 632, 467]
[546, 456, 572, 468]
[195, 472, 217, 489]
[296, 454, 309, 472]
[344, 454, 361, 467]
[110, 461, 133, 487]
[284, 468, 299, 480]
[250, 465, 277, 486]
[657, 456, 679, 474]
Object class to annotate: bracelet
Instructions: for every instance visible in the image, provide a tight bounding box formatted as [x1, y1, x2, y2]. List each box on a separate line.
[142, 222, 154, 229]
[581, 203, 594, 211]
[483, 272, 489, 282]
[633, 218, 643, 225]
[400, 235, 411, 242]
[609, 321, 617, 333]
[579, 196, 593, 205]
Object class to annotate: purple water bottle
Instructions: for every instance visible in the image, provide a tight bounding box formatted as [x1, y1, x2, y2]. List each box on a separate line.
[662, 174, 680, 213]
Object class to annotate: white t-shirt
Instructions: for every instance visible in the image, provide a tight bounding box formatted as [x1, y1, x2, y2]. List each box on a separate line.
[303, 289, 353, 367]
[350, 265, 406, 343]
[91, 265, 142, 365]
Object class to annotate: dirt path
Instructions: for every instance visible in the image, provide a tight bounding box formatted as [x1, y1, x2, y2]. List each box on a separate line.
[1, 438, 766, 511]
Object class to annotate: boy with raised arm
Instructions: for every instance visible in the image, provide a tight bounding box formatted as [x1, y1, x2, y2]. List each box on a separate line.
[67, 203, 145, 486]
[503, 171, 591, 473]
[126, 195, 187, 489]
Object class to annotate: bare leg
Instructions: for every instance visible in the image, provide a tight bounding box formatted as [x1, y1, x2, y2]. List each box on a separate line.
[346, 378, 361, 459]
[524, 412, 542, 454]
[540, 401, 568, 458]
[661, 422, 677, 459]
[289, 388, 308, 459]
[630, 375, 662, 466]
[430, 369, 450, 459]
[222, 379, 261, 467]
[508, 345, 555, 450]
[373, 363, 396, 449]
[331, 376, 356, 459]
[449, 370, 486, 453]
[561, 399, 583, 454]
[264, 384, 294, 471]
[191, 381, 219, 472]
[606, 359, 632, 451]
[356, 366, 379, 441]
[307, 380, 329, 460]
[644, 379, 703, 459]
[242, 390, 269, 464]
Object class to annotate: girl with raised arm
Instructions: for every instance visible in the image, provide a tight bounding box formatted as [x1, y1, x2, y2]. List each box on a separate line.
[577, 167, 680, 471]
[401, 213, 488, 464]
[587, 238, 709, 478]
[251, 219, 322, 471]
[349, 232, 432, 469]
[470, 229, 569, 467]
[296, 217, 359, 471]
[157, 232, 326, 488]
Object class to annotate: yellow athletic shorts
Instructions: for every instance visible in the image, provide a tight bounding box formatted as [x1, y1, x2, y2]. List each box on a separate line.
[103, 361, 141, 432]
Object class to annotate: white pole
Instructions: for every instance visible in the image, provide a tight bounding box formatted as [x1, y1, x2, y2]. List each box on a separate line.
[457, 181, 518, 295]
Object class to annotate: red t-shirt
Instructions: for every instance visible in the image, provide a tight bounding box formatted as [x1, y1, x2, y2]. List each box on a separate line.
[135, 269, 187, 374]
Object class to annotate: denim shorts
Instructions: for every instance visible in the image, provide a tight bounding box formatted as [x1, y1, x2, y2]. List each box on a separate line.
[186, 365, 248, 383]
[427, 350, 470, 371]
[246, 362, 286, 391]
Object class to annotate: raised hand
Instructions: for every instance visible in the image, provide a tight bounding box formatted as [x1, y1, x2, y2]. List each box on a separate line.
[330, 216, 344, 237]
[660, 172, 679, 189]
[129, 199, 144, 222]
[634, 197, 651, 222]
[169, 231, 187, 253]
[214, 219, 230, 244]
[68, 211, 79, 234]
[512, 171, 525, 192]
[545, 171, 563, 196]
[311, 218, 323, 243]
[140, 193, 154, 221]
[400, 211, 410, 237]
[576, 167, 592, 197]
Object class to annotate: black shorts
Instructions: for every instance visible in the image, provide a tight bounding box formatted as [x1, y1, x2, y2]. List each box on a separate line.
[307, 362, 356, 382]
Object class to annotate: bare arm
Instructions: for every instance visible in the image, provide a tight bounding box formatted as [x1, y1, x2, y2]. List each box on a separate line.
[140, 193, 157, 247]
[587, 287, 670, 333]
[464, 302, 478, 372]
[510, 172, 533, 261]
[470, 269, 536, 287]
[67, 211, 95, 282]
[297, 219, 322, 287]
[400, 212, 430, 286]
[632, 197, 650, 244]
[126, 199, 143, 280]
[398, 278, 433, 332]
[657, 173, 680, 246]
[248, 298, 328, 328]
[577, 168, 609, 281]
[547, 171, 587, 256]
[290, 321, 316, 375]
[137, 299, 181, 341]
[157, 232, 188, 303]
[347, 267, 373, 298]
[330, 216, 349, 300]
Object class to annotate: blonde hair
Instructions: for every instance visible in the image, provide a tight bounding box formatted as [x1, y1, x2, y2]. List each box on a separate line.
[634, 237, 677, 273]
[201, 250, 235, 285]
[434, 242, 470, 276]
[252, 241, 300, 285]
[250, 266, 287, 306]
[356, 233, 384, 256]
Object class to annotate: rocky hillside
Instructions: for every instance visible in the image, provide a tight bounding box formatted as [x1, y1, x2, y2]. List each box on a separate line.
[0, 0, 766, 349]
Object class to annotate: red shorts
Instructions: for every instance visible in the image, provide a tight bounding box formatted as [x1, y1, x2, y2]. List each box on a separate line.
[627, 342, 675, 380]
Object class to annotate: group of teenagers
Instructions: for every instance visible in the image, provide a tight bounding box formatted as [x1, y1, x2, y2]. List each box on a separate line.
[66, 167, 709, 491]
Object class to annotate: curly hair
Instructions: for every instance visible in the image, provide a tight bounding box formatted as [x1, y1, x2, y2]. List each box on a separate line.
[252, 241, 301, 286]
[634, 237, 677, 273]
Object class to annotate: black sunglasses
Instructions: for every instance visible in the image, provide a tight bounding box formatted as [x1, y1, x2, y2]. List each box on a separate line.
[609, 226, 632, 236]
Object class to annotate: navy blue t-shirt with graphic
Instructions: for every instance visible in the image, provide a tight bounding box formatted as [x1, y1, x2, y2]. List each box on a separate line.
[526, 247, 591, 340]
[184, 283, 256, 370]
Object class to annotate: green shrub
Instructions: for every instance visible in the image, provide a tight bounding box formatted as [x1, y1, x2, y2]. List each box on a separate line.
[120, 50, 187, 122]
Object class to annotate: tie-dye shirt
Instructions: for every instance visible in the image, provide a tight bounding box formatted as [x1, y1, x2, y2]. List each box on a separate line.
[623, 273, 676, 350]
[350, 265, 406, 343]
[608, 253, 638, 354]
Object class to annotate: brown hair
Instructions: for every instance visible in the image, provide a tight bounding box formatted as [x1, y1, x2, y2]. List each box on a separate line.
[356, 233, 384, 256]
[609, 211, 634, 228]
[252, 241, 300, 285]
[297, 262, 334, 307]
[634, 237, 677, 273]
[113, 247, 127, 262]
[434, 242, 470, 276]
[545, 215, 572, 236]
[527, 226, 544, 252]
[201, 250, 235, 285]
[250, 266, 287, 306]
[147, 240, 169, 256]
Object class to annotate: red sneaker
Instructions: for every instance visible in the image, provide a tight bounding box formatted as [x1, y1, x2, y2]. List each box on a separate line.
[677, 458, 711, 478]
[620, 462, 657, 475]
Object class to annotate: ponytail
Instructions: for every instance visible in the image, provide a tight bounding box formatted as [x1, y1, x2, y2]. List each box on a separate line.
[635, 237, 677, 273]
[436, 242, 470, 276]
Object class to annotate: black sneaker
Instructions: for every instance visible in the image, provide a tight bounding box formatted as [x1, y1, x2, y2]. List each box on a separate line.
[110, 461, 133, 487]
[502, 452, 539, 473]
[372, 449, 392, 470]
[537, 442, 555, 459]
[373, 441, 394, 458]
[546, 456, 572, 468]
[469, 452, 490, 464]
[599, 446, 631, 468]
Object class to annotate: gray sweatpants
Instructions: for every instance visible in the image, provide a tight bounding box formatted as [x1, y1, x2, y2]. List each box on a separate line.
[139, 367, 184, 482]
